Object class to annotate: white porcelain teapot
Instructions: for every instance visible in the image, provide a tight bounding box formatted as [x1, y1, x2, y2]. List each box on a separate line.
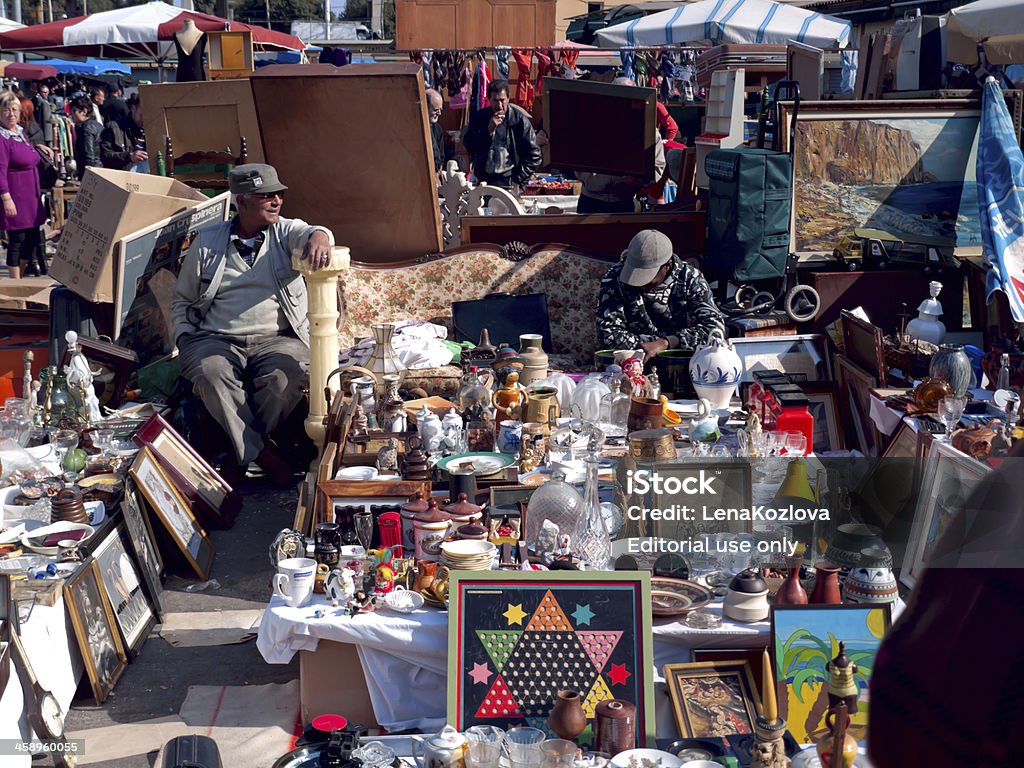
[411, 724, 467, 768]
[417, 405, 445, 453]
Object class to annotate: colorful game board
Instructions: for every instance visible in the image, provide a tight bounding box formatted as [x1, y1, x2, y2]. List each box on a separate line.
[448, 572, 655, 746]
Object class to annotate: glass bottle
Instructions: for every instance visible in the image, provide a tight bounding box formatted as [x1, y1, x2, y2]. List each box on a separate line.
[997, 353, 1011, 391]
[40, 367, 73, 427]
[575, 453, 611, 570]
[525, 472, 584, 553]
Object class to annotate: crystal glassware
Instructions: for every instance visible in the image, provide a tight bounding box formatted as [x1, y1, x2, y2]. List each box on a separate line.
[937, 395, 966, 440]
[353, 511, 374, 552]
[50, 428, 79, 477]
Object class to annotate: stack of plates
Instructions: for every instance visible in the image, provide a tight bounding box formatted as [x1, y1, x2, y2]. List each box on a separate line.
[440, 539, 497, 571]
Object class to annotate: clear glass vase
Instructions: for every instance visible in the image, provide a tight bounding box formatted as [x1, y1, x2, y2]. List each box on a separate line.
[575, 454, 611, 570]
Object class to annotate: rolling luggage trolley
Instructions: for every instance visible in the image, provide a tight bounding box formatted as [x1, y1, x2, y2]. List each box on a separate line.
[703, 80, 820, 323]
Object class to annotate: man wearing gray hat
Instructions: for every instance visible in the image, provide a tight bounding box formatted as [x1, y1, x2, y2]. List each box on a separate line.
[172, 163, 334, 486]
[596, 229, 725, 358]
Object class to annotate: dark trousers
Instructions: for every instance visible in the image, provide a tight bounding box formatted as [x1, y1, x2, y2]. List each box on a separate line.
[5, 227, 44, 272]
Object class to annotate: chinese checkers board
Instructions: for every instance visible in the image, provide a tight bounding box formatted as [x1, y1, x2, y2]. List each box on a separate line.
[448, 572, 655, 746]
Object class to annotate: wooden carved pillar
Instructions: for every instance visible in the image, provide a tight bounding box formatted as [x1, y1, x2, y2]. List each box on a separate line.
[293, 245, 351, 469]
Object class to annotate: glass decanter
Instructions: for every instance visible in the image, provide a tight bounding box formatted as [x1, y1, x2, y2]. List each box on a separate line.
[575, 453, 611, 570]
[525, 471, 583, 554]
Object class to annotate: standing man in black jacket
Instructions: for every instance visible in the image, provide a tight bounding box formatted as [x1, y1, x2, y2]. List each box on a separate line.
[462, 80, 541, 193]
[100, 93, 148, 172]
[70, 96, 103, 180]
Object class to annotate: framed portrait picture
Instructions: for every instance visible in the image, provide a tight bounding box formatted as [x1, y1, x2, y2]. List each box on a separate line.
[902, 439, 989, 589]
[732, 335, 833, 386]
[803, 386, 843, 454]
[134, 413, 241, 529]
[64, 559, 128, 704]
[771, 604, 891, 745]
[130, 447, 215, 580]
[448, 571, 656, 746]
[92, 524, 157, 655]
[664, 661, 761, 738]
[122, 481, 164, 620]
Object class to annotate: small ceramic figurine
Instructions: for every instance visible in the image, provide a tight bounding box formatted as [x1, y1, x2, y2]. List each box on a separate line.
[376, 438, 400, 473]
[326, 567, 356, 607]
[826, 641, 859, 714]
[345, 590, 378, 616]
[493, 371, 529, 424]
[621, 356, 651, 398]
[351, 402, 369, 436]
[64, 331, 102, 424]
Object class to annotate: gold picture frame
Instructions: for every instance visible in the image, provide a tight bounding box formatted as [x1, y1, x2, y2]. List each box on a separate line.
[64, 559, 128, 704]
[664, 660, 761, 738]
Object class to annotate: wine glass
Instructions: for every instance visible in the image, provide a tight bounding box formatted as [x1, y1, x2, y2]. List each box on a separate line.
[937, 396, 966, 440]
[353, 511, 374, 552]
[50, 429, 79, 478]
[92, 428, 115, 458]
[784, 431, 808, 457]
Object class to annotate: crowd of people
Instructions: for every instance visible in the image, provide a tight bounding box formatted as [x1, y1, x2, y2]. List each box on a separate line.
[0, 77, 149, 279]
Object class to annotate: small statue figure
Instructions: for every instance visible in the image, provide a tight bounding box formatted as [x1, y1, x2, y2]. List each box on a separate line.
[64, 331, 102, 424]
[376, 437, 400, 473]
[22, 351, 34, 419]
[745, 411, 763, 435]
[816, 642, 859, 768]
[492, 370, 529, 424]
[325, 567, 356, 607]
[621, 357, 651, 398]
[826, 641, 859, 714]
[351, 402, 369, 436]
[345, 589, 378, 616]
[750, 738, 788, 768]
[374, 562, 398, 595]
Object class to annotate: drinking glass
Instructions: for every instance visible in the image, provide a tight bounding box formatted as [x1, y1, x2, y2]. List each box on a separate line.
[541, 739, 577, 768]
[50, 429, 79, 477]
[937, 396, 966, 440]
[92, 428, 115, 457]
[504, 727, 545, 765]
[466, 726, 505, 768]
[784, 431, 808, 458]
[353, 511, 374, 552]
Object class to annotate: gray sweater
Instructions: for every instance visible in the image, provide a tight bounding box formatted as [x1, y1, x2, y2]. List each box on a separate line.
[171, 216, 334, 347]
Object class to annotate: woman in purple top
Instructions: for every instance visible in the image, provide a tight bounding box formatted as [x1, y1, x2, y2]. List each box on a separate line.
[0, 91, 48, 279]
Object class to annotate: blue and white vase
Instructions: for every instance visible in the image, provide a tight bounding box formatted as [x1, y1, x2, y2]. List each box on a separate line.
[689, 330, 743, 410]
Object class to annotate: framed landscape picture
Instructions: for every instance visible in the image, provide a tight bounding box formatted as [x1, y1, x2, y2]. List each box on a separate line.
[122, 480, 164, 619]
[448, 571, 655, 746]
[65, 559, 127, 704]
[664, 661, 761, 738]
[92, 524, 157, 655]
[130, 447, 215, 579]
[771, 604, 891, 745]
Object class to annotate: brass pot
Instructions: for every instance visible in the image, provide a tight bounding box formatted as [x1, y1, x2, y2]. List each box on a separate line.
[627, 428, 676, 460]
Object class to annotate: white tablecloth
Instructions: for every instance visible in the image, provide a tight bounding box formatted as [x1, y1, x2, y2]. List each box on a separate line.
[257, 594, 768, 733]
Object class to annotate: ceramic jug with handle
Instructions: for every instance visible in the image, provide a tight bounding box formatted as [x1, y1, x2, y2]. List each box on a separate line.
[411, 725, 467, 768]
[689, 329, 743, 410]
[689, 398, 721, 443]
[417, 405, 445, 452]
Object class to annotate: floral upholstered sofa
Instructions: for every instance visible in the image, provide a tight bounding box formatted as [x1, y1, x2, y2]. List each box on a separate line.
[338, 244, 618, 391]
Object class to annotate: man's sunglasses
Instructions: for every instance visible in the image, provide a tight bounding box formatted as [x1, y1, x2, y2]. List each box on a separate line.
[251, 190, 285, 200]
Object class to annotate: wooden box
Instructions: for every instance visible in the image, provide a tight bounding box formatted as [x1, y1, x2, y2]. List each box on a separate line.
[206, 30, 254, 80]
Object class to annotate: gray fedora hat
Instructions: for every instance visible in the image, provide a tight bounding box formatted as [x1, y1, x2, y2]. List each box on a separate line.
[620, 229, 673, 287]
[229, 163, 289, 196]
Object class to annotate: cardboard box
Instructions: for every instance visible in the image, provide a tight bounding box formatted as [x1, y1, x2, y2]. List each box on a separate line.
[299, 641, 380, 728]
[51, 168, 209, 303]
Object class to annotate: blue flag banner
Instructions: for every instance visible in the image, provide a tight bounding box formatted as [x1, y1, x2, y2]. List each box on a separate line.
[979, 77, 1024, 322]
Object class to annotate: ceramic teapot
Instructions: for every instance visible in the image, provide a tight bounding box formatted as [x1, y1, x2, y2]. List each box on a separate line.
[689, 329, 743, 410]
[417, 406, 445, 452]
[411, 725, 467, 768]
[689, 398, 721, 443]
[325, 567, 356, 607]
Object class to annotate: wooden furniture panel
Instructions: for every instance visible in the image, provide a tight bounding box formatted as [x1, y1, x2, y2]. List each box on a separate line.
[494, 4, 538, 46]
[140, 79, 264, 175]
[250, 64, 443, 264]
[206, 30, 254, 80]
[461, 212, 707, 261]
[397, 0, 555, 49]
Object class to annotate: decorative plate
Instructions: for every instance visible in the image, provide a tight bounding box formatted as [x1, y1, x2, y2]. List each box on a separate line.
[649, 577, 714, 617]
[610, 749, 683, 768]
[436, 452, 515, 476]
[382, 588, 425, 613]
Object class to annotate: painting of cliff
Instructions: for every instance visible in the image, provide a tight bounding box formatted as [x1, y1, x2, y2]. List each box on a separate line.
[793, 115, 980, 253]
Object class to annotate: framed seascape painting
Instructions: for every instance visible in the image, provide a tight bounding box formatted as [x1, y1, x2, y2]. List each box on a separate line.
[902, 439, 990, 589]
[64, 559, 128, 704]
[771, 604, 891, 745]
[448, 571, 655, 747]
[92, 524, 157, 656]
[664, 661, 761, 738]
[130, 447, 215, 580]
[121, 481, 164, 620]
[780, 101, 986, 256]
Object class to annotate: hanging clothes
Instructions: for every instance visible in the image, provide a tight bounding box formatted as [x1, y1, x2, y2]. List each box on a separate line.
[633, 52, 647, 83]
[620, 50, 636, 82]
[434, 51, 452, 99]
[409, 50, 423, 66]
[449, 60, 473, 110]
[660, 50, 676, 100]
[472, 53, 491, 115]
[533, 50, 553, 101]
[643, 51, 660, 88]
[512, 50, 534, 111]
[560, 48, 580, 80]
[448, 54, 467, 101]
[496, 47, 511, 81]
[421, 50, 434, 88]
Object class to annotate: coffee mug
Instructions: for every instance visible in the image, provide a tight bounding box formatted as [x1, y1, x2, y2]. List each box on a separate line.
[274, 557, 317, 607]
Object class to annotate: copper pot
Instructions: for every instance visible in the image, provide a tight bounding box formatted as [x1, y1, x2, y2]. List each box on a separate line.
[627, 428, 675, 460]
[50, 487, 89, 525]
[627, 397, 664, 432]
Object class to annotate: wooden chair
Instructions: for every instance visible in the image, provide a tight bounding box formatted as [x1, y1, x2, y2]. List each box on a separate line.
[165, 135, 248, 192]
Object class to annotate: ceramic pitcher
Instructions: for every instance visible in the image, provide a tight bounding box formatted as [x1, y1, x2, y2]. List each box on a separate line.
[689, 329, 743, 410]
[523, 386, 560, 424]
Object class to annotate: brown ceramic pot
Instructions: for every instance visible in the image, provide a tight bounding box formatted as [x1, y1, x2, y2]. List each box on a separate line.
[809, 561, 842, 605]
[627, 397, 663, 432]
[775, 553, 808, 605]
[548, 689, 587, 741]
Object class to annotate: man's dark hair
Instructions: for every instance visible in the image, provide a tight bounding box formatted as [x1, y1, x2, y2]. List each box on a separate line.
[488, 80, 510, 98]
[109, 83, 123, 96]
[71, 95, 94, 115]
[126, 92, 141, 109]
[88, 86, 103, 101]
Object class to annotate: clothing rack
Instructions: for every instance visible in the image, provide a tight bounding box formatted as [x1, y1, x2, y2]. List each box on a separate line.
[401, 45, 706, 54]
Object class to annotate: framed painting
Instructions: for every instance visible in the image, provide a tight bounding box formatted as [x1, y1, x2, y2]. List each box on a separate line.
[901, 439, 989, 590]
[835, 354, 879, 457]
[133, 413, 241, 529]
[448, 571, 655, 747]
[664, 661, 761, 738]
[803, 386, 843, 454]
[780, 100, 990, 257]
[130, 447, 215, 580]
[122, 480, 164, 620]
[92, 523, 157, 656]
[771, 604, 892, 745]
[692, 649, 766, 697]
[646, 460, 753, 539]
[64, 559, 128, 704]
[732, 335, 833, 386]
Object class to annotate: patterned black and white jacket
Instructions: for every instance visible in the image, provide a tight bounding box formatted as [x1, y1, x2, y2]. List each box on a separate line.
[596, 254, 726, 350]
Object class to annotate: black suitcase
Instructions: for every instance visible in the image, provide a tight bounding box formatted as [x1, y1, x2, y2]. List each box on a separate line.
[162, 735, 222, 768]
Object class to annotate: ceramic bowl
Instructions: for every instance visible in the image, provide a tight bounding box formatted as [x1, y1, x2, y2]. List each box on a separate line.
[610, 749, 683, 768]
[20, 522, 94, 556]
[383, 588, 425, 613]
[441, 540, 497, 558]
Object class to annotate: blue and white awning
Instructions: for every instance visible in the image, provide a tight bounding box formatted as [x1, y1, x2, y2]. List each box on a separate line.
[595, 0, 851, 49]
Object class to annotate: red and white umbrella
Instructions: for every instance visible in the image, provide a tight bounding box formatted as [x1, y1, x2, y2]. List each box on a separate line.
[0, 1, 305, 60]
